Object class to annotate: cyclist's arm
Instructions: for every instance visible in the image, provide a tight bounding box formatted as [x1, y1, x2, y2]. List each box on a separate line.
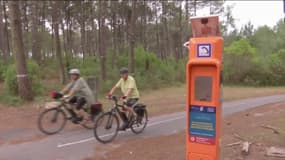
[109, 86, 117, 95]
[60, 82, 72, 94]
[109, 79, 122, 95]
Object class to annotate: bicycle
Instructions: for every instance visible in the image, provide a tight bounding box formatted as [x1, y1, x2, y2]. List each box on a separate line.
[93, 95, 148, 143]
[37, 91, 103, 135]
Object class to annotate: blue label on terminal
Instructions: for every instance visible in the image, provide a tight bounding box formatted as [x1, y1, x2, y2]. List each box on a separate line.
[189, 105, 216, 145]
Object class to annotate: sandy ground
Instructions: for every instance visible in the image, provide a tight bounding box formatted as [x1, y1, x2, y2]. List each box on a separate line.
[86, 101, 285, 160]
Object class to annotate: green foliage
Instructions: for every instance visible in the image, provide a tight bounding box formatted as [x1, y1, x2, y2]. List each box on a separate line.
[0, 92, 23, 106]
[223, 38, 277, 86]
[266, 49, 285, 85]
[225, 38, 256, 56]
[224, 39, 257, 84]
[70, 57, 101, 76]
[0, 60, 6, 81]
[59, 46, 186, 94]
[251, 26, 278, 56]
[224, 34, 285, 86]
[131, 46, 185, 90]
[4, 64, 17, 95]
[4, 60, 43, 96]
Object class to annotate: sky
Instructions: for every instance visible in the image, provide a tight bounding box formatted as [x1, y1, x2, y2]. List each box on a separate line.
[226, 1, 284, 29]
[196, 1, 284, 29]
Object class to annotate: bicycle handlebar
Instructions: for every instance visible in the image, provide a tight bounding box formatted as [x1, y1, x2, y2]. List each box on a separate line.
[108, 95, 118, 102]
[107, 95, 126, 106]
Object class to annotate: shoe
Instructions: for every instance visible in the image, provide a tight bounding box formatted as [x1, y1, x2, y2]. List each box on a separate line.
[72, 116, 83, 124]
[118, 122, 129, 131]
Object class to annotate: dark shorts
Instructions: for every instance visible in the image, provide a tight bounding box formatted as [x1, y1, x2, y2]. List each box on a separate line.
[69, 96, 87, 110]
[124, 98, 139, 107]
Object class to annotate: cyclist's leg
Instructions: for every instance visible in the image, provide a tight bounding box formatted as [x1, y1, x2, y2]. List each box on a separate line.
[74, 97, 87, 119]
[68, 96, 78, 118]
[75, 97, 87, 110]
[125, 98, 139, 117]
[118, 99, 136, 130]
[69, 97, 86, 123]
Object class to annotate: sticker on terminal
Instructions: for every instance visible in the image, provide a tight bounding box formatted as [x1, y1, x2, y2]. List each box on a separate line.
[189, 105, 216, 145]
[190, 135, 215, 145]
[197, 44, 211, 57]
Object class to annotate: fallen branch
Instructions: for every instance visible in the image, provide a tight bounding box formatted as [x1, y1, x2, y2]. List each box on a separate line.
[233, 133, 246, 141]
[225, 141, 242, 147]
[260, 125, 280, 134]
[266, 147, 285, 158]
[241, 141, 251, 155]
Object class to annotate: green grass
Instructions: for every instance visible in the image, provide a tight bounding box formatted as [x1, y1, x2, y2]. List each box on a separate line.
[0, 93, 23, 106]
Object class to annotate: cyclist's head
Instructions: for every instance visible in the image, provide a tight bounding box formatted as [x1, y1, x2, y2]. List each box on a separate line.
[69, 68, 80, 80]
[119, 67, 128, 79]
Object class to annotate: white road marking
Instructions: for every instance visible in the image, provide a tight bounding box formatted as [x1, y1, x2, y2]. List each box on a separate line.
[147, 116, 184, 127]
[57, 137, 94, 148]
[57, 115, 185, 148]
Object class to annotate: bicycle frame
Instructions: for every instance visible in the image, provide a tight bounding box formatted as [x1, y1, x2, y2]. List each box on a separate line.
[108, 96, 130, 122]
[44, 99, 73, 119]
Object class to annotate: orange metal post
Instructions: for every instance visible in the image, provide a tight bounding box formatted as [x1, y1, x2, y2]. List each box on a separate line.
[186, 16, 223, 160]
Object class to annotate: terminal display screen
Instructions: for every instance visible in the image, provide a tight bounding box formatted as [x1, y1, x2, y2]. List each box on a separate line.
[195, 76, 213, 102]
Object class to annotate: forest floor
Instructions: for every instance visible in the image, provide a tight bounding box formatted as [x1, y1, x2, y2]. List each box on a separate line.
[1, 85, 285, 146]
[87, 101, 285, 160]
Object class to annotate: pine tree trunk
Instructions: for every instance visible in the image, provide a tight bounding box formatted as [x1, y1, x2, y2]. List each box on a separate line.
[98, 0, 106, 80]
[161, 2, 170, 58]
[52, 2, 66, 84]
[40, 2, 46, 60]
[111, 12, 117, 68]
[128, 1, 136, 74]
[142, 0, 147, 50]
[65, 3, 73, 57]
[31, 1, 41, 64]
[185, 0, 189, 20]
[9, 1, 33, 101]
[80, 20, 86, 58]
[2, 1, 10, 61]
[178, 1, 183, 60]
[91, 15, 97, 56]
[0, 2, 7, 63]
[154, 2, 162, 59]
[61, 20, 70, 78]
[51, 22, 54, 59]
[54, 22, 66, 84]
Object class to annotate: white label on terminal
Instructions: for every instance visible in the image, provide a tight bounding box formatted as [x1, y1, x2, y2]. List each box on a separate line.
[197, 44, 211, 57]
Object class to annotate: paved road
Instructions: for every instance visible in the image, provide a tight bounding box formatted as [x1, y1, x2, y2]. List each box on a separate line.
[1, 94, 285, 160]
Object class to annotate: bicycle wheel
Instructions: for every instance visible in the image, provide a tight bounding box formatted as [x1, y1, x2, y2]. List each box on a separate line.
[131, 109, 148, 134]
[38, 108, 67, 135]
[94, 112, 119, 143]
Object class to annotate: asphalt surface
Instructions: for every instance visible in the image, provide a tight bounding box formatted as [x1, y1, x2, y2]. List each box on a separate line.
[1, 94, 285, 160]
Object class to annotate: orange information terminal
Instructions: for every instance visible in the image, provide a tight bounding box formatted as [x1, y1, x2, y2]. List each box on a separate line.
[186, 15, 223, 160]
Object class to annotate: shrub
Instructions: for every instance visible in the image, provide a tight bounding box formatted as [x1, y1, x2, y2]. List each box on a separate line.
[0, 60, 6, 81]
[4, 59, 43, 96]
[224, 38, 258, 85]
[266, 49, 285, 85]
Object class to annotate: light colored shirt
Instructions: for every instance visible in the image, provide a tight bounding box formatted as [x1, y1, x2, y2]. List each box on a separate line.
[63, 77, 95, 107]
[115, 76, 140, 98]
